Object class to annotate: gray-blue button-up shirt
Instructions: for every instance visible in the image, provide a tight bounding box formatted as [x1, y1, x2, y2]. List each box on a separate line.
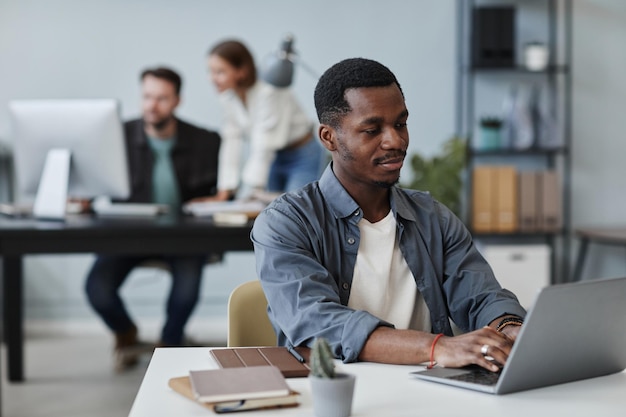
[251, 165, 526, 363]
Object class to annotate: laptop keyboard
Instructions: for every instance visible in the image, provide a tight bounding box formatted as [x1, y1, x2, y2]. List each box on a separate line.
[448, 367, 501, 386]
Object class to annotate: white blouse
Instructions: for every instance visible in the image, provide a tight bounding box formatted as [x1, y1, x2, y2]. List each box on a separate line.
[216, 80, 313, 191]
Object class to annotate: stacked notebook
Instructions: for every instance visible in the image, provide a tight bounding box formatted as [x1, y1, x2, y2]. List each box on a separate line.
[169, 366, 300, 413]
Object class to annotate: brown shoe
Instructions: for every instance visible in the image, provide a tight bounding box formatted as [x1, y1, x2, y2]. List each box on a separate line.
[113, 341, 155, 372]
[113, 326, 154, 373]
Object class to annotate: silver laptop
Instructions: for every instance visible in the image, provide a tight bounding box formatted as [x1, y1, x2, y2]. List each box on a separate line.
[411, 277, 626, 394]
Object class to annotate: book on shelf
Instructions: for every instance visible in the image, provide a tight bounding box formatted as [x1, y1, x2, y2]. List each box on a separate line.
[472, 167, 562, 234]
[189, 366, 290, 403]
[494, 166, 518, 233]
[518, 171, 539, 232]
[168, 374, 300, 413]
[539, 170, 562, 232]
[472, 165, 496, 232]
[210, 346, 310, 378]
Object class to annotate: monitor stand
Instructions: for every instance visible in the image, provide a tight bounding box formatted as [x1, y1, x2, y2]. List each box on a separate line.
[33, 148, 70, 220]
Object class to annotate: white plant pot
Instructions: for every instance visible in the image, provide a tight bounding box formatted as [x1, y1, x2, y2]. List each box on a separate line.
[309, 372, 356, 417]
[524, 44, 549, 71]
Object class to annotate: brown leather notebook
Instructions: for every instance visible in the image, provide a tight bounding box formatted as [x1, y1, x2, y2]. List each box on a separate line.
[210, 347, 310, 378]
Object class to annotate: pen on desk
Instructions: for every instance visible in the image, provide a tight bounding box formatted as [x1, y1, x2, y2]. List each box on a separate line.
[287, 345, 305, 363]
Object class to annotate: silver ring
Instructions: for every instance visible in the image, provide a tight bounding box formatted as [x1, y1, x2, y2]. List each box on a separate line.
[481, 344, 489, 356]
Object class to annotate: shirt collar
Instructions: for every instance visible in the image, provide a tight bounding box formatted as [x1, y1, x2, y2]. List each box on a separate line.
[318, 164, 359, 220]
[391, 187, 418, 223]
[318, 163, 417, 223]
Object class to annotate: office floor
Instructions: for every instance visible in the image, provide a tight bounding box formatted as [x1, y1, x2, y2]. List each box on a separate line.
[1, 323, 227, 417]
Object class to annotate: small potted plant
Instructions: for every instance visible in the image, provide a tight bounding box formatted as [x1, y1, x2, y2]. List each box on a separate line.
[308, 337, 356, 417]
[478, 116, 503, 150]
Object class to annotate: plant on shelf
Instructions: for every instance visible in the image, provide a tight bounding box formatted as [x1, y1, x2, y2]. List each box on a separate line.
[479, 116, 503, 129]
[478, 117, 503, 151]
[308, 337, 355, 417]
[404, 136, 466, 220]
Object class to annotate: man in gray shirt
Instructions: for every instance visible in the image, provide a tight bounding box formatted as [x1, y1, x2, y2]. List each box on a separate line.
[251, 58, 526, 372]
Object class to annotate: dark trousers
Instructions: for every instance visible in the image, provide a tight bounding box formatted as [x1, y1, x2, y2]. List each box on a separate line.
[85, 254, 206, 345]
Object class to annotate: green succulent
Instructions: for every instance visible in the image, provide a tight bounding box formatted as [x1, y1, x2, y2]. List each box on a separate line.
[309, 337, 336, 379]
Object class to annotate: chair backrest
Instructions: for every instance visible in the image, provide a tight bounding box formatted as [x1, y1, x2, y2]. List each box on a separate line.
[227, 280, 277, 347]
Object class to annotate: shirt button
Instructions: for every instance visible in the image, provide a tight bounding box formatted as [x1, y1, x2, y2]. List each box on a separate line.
[342, 283, 349, 290]
[347, 237, 355, 244]
[354, 210, 360, 216]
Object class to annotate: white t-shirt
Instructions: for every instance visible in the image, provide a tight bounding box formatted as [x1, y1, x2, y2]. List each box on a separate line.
[348, 210, 431, 331]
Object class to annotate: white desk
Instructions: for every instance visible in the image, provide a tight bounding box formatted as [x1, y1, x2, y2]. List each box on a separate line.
[129, 347, 626, 417]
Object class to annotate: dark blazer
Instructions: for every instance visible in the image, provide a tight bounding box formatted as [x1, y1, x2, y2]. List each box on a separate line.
[123, 118, 221, 205]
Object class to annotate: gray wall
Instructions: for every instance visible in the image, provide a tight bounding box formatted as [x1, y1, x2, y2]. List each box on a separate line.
[0, 0, 456, 337]
[0, 0, 625, 336]
[571, 0, 626, 279]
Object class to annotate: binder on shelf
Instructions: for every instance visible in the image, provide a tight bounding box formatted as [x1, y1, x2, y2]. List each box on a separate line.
[472, 166, 496, 233]
[494, 166, 518, 233]
[539, 170, 562, 232]
[518, 171, 538, 232]
[471, 6, 516, 68]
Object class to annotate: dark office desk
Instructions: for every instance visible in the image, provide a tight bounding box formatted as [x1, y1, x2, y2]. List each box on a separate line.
[572, 227, 626, 282]
[0, 213, 253, 382]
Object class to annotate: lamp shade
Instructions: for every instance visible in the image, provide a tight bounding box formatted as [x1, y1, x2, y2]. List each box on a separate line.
[261, 35, 296, 88]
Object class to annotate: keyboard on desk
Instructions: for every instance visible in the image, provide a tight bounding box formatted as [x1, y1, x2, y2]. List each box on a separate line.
[0, 203, 33, 217]
[92, 202, 169, 217]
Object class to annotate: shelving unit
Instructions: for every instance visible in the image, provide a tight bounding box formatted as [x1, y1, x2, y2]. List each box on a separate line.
[456, 0, 572, 284]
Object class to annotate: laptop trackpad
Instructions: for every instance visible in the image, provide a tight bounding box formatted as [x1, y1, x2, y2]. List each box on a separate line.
[412, 367, 472, 379]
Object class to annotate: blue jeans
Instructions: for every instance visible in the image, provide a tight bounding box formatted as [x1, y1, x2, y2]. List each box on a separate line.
[85, 254, 206, 345]
[267, 137, 325, 192]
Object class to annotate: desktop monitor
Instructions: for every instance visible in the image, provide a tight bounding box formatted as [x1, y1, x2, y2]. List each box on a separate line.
[8, 99, 130, 219]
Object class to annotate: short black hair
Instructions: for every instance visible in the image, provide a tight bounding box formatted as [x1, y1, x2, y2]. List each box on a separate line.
[314, 58, 404, 128]
[140, 66, 182, 95]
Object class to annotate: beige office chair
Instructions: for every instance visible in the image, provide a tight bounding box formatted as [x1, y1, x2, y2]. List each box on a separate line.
[227, 280, 277, 347]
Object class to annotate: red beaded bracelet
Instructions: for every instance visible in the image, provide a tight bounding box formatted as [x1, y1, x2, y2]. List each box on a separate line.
[427, 333, 444, 369]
